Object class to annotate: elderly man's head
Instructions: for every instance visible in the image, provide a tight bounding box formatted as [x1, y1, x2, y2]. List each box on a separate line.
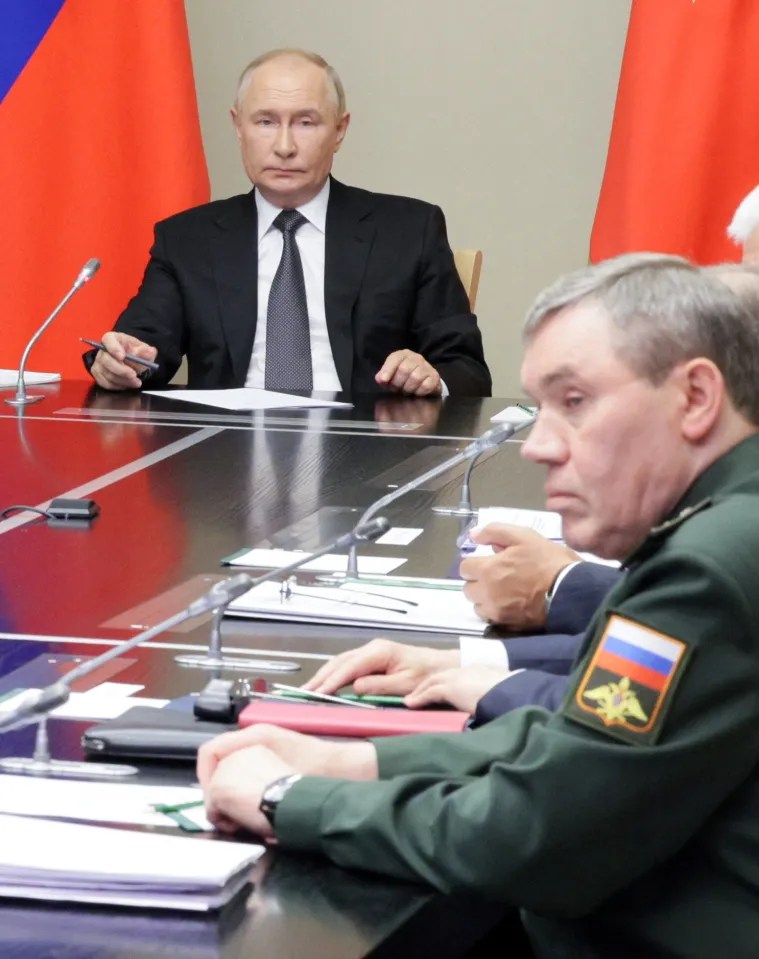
[520, 254, 759, 560]
[727, 185, 759, 265]
[231, 49, 350, 209]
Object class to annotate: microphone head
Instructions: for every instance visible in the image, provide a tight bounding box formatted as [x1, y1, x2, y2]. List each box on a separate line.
[353, 516, 391, 542]
[76, 258, 101, 286]
[212, 573, 255, 603]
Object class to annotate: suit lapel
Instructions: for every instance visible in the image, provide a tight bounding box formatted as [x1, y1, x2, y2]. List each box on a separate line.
[211, 192, 258, 386]
[324, 179, 375, 391]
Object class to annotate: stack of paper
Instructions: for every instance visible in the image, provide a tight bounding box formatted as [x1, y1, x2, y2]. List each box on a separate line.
[225, 578, 486, 635]
[0, 814, 262, 911]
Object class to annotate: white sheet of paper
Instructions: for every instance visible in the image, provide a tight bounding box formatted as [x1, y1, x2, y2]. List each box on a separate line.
[144, 387, 352, 411]
[475, 506, 564, 540]
[226, 578, 484, 635]
[0, 777, 212, 829]
[226, 548, 406, 574]
[0, 369, 61, 388]
[375, 526, 422, 546]
[490, 404, 536, 425]
[0, 683, 169, 721]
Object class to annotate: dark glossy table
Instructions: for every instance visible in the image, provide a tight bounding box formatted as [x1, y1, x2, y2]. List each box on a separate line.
[0, 384, 540, 957]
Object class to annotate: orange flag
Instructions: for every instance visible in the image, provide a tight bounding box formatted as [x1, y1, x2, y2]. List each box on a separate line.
[0, 0, 209, 376]
[590, 0, 759, 264]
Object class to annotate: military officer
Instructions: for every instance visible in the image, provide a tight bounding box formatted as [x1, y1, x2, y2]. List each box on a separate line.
[198, 254, 759, 958]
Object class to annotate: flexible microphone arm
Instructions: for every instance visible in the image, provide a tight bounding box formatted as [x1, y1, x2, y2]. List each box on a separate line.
[345, 421, 533, 579]
[5, 258, 100, 409]
[0, 572, 254, 733]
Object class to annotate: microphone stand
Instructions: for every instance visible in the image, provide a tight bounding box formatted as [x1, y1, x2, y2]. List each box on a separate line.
[432, 412, 535, 518]
[5, 258, 100, 408]
[343, 421, 534, 579]
[174, 518, 391, 671]
[0, 573, 254, 779]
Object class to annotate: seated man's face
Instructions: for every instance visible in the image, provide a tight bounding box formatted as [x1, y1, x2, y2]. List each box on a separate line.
[520, 301, 694, 560]
[232, 55, 349, 209]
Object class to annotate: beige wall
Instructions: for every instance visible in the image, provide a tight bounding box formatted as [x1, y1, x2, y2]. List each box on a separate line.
[184, 0, 631, 395]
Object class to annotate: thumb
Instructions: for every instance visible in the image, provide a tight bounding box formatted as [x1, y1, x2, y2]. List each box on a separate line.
[469, 523, 529, 550]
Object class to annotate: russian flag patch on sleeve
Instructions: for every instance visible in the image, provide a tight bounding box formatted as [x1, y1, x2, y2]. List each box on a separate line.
[563, 615, 691, 745]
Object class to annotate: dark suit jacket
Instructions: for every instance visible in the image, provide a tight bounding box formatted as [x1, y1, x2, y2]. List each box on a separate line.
[107, 179, 491, 395]
[473, 562, 624, 722]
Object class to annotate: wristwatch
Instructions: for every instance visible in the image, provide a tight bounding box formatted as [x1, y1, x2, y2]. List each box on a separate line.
[259, 773, 303, 827]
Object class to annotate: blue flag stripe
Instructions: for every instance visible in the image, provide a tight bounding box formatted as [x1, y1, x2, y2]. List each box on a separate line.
[0, 0, 66, 104]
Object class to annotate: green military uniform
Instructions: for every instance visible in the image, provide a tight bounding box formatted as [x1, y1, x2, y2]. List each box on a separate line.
[277, 433, 759, 958]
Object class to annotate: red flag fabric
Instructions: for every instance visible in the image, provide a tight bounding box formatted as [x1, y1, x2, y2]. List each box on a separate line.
[590, 0, 759, 265]
[0, 0, 209, 376]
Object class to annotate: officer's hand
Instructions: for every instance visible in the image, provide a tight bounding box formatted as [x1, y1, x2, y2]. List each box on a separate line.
[90, 331, 157, 391]
[375, 350, 442, 396]
[460, 523, 580, 628]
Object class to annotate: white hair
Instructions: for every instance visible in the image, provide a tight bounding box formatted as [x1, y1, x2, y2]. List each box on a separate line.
[727, 184, 759, 244]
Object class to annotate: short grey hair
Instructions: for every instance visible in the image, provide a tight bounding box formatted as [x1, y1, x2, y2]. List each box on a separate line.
[523, 253, 759, 424]
[727, 185, 759, 244]
[234, 49, 346, 116]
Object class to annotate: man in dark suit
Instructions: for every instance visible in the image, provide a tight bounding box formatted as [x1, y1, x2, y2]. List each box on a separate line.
[87, 49, 490, 396]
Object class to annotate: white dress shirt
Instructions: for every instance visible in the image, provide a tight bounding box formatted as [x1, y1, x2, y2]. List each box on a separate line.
[245, 181, 342, 391]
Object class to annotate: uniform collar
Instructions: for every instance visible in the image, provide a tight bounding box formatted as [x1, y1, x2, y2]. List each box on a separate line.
[624, 431, 759, 566]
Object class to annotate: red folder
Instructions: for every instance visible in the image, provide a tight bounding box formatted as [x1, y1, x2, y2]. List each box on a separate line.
[238, 701, 469, 737]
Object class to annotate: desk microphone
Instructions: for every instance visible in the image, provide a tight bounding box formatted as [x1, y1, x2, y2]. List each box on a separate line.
[5, 257, 100, 409]
[175, 517, 391, 671]
[344, 422, 531, 579]
[0, 572, 256, 778]
[433, 412, 536, 517]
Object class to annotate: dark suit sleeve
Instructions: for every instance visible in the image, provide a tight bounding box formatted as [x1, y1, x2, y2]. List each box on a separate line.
[500, 632, 583, 674]
[546, 562, 622, 635]
[410, 206, 491, 396]
[472, 671, 571, 723]
[109, 224, 186, 388]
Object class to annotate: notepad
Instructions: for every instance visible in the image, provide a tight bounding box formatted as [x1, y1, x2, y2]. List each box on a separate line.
[239, 700, 469, 736]
[0, 813, 262, 911]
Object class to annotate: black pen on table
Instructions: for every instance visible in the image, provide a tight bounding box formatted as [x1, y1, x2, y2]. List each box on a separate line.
[81, 337, 159, 372]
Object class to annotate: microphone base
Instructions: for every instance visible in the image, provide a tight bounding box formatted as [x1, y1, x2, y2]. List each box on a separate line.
[431, 505, 476, 517]
[0, 756, 138, 778]
[5, 394, 44, 407]
[174, 653, 300, 672]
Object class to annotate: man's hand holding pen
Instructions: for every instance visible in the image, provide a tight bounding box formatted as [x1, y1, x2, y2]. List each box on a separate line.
[88, 331, 158, 391]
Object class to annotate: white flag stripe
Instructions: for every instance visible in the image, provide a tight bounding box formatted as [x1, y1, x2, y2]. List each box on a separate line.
[608, 616, 683, 663]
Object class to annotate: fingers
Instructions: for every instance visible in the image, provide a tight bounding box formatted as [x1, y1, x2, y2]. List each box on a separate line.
[197, 724, 285, 787]
[468, 523, 535, 549]
[375, 350, 442, 396]
[403, 672, 453, 709]
[303, 639, 399, 694]
[90, 332, 157, 391]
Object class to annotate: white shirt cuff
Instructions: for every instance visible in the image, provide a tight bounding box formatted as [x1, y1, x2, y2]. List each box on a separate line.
[459, 636, 510, 669]
[549, 561, 582, 600]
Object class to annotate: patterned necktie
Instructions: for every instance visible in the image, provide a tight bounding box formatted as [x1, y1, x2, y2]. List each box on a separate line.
[265, 209, 313, 391]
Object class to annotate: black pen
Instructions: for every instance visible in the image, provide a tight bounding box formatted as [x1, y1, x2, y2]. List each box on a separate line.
[81, 337, 159, 372]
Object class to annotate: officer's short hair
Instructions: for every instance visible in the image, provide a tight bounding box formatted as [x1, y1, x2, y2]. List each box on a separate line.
[523, 253, 759, 424]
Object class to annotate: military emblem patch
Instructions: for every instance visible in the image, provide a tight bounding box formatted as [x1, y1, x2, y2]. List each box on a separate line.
[563, 615, 690, 745]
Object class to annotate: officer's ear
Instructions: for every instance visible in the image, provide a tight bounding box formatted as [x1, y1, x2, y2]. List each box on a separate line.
[677, 357, 724, 442]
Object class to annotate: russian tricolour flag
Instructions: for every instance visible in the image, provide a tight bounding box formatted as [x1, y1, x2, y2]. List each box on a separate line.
[595, 617, 684, 693]
[0, 1, 209, 377]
